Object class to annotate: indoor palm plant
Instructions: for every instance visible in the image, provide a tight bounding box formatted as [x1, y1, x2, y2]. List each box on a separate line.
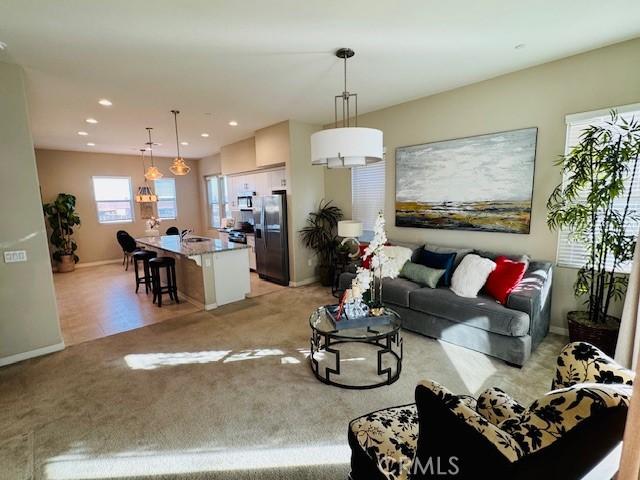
[547, 111, 640, 354]
[299, 200, 344, 286]
[43, 193, 81, 272]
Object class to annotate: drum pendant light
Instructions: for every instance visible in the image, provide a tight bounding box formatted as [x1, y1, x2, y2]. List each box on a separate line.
[135, 149, 158, 203]
[311, 48, 383, 168]
[169, 110, 191, 175]
[144, 127, 163, 180]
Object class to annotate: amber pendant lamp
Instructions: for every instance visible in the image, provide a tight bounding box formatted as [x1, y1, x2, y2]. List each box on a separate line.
[144, 127, 163, 180]
[169, 110, 191, 175]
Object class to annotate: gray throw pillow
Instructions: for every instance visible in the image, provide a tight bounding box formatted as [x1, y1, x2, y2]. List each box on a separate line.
[400, 262, 445, 288]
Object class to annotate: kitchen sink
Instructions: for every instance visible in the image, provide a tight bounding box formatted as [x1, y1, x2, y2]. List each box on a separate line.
[184, 237, 209, 243]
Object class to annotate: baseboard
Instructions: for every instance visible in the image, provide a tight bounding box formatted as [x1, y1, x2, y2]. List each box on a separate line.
[76, 259, 121, 268]
[0, 341, 65, 367]
[289, 276, 319, 287]
[177, 292, 205, 309]
[549, 325, 569, 336]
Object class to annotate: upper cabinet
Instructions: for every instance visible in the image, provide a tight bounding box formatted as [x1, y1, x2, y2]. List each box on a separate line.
[221, 137, 256, 176]
[255, 121, 290, 167]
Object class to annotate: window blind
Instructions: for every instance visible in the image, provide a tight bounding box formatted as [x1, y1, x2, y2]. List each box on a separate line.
[154, 178, 177, 220]
[352, 160, 386, 234]
[557, 105, 640, 273]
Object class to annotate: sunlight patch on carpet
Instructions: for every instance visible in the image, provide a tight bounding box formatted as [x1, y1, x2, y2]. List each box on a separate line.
[439, 339, 497, 393]
[44, 444, 351, 479]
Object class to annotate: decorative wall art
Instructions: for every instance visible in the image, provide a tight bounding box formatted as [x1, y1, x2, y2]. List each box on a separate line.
[395, 127, 537, 234]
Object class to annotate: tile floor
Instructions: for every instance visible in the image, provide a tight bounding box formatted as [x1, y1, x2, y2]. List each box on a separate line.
[54, 262, 287, 346]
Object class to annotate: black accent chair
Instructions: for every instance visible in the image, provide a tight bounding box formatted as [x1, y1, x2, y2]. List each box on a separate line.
[116, 230, 140, 271]
[165, 226, 180, 236]
[348, 342, 633, 480]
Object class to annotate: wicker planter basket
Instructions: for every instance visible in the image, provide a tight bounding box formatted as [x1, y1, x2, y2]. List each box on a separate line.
[567, 311, 620, 356]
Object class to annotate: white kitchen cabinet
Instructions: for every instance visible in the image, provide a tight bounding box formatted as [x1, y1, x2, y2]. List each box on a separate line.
[247, 234, 256, 271]
[268, 168, 287, 192]
[253, 171, 269, 196]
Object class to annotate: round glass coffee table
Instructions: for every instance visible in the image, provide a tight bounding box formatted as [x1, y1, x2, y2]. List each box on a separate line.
[309, 306, 403, 389]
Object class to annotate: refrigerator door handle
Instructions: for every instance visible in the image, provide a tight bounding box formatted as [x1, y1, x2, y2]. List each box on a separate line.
[261, 206, 267, 249]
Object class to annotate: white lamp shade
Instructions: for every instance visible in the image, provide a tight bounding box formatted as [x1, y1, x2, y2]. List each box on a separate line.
[311, 127, 383, 168]
[338, 220, 363, 238]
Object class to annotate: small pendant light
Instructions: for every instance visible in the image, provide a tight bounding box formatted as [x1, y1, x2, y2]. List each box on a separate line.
[169, 110, 191, 175]
[135, 149, 158, 203]
[144, 127, 163, 180]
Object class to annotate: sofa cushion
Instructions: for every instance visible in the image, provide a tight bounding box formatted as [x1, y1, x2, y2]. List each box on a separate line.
[399, 262, 445, 288]
[450, 254, 496, 298]
[409, 287, 530, 337]
[476, 387, 525, 426]
[485, 256, 528, 305]
[423, 243, 473, 269]
[382, 277, 423, 307]
[349, 404, 419, 480]
[416, 250, 456, 287]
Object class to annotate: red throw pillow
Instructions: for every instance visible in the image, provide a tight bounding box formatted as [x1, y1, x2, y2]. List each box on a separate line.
[358, 243, 371, 269]
[485, 256, 527, 305]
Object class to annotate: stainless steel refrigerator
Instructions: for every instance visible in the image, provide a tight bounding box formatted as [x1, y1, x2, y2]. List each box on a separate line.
[253, 193, 289, 285]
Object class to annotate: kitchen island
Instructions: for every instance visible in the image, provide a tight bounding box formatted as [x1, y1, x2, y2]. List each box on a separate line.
[136, 235, 250, 310]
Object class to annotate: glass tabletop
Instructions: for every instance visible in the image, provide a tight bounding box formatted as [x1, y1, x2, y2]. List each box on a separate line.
[309, 305, 400, 339]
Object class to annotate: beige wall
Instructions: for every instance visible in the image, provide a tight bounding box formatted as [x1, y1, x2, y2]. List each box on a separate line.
[287, 120, 324, 284]
[197, 152, 222, 237]
[220, 136, 256, 175]
[256, 120, 290, 167]
[324, 38, 640, 332]
[36, 149, 202, 264]
[0, 62, 63, 365]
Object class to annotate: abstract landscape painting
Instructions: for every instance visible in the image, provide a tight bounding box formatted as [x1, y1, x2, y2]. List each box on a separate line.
[395, 127, 537, 233]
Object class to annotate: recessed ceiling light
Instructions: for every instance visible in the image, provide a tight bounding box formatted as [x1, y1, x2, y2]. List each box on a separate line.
[86, 142, 96, 146]
[200, 133, 210, 138]
[180, 141, 189, 146]
[228, 121, 238, 127]
[85, 118, 98, 124]
[514, 43, 526, 50]
[77, 131, 88, 136]
[98, 99, 112, 106]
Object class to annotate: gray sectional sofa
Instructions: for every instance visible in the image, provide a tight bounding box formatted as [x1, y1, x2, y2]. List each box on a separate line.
[338, 243, 552, 366]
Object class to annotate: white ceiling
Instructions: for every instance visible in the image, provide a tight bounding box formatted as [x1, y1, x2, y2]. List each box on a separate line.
[1, 0, 639, 159]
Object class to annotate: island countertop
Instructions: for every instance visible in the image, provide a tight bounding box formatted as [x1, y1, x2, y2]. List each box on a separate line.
[136, 235, 249, 256]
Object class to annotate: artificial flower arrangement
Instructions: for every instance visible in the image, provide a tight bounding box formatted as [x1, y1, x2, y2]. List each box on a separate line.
[336, 213, 393, 320]
[146, 216, 161, 230]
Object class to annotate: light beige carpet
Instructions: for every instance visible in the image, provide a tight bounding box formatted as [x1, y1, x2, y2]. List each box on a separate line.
[0, 285, 565, 480]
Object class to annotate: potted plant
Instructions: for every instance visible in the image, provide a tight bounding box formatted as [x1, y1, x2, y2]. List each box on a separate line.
[43, 193, 81, 272]
[299, 200, 344, 286]
[547, 111, 640, 354]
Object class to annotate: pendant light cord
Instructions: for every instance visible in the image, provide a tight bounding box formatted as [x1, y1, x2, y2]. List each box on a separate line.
[146, 127, 155, 167]
[172, 110, 181, 158]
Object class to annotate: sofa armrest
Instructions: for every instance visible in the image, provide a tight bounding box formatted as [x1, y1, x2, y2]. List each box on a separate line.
[552, 342, 635, 389]
[506, 261, 552, 342]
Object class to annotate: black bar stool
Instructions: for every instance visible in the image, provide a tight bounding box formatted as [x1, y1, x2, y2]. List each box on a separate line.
[132, 250, 157, 293]
[149, 256, 179, 307]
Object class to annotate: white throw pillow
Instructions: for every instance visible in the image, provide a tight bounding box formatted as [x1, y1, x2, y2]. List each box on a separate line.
[450, 254, 497, 298]
[380, 245, 413, 279]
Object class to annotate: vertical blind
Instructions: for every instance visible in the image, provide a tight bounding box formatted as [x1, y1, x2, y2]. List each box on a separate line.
[352, 160, 386, 234]
[557, 105, 640, 273]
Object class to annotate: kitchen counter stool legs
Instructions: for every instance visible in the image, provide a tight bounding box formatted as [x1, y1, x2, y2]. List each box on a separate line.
[149, 257, 179, 308]
[133, 250, 157, 293]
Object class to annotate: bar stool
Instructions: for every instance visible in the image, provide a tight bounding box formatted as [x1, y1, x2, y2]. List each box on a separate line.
[149, 256, 179, 307]
[132, 250, 157, 293]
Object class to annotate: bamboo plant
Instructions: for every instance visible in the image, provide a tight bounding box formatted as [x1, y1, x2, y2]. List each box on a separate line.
[547, 111, 640, 325]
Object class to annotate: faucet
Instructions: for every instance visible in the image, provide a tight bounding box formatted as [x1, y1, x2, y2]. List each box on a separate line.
[180, 229, 193, 242]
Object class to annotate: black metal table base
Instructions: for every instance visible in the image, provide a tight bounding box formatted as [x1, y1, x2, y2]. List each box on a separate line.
[309, 327, 403, 389]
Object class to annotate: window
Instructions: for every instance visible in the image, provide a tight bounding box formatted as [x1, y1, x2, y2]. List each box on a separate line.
[556, 103, 640, 272]
[154, 178, 177, 220]
[352, 160, 386, 237]
[206, 176, 228, 228]
[92, 176, 134, 223]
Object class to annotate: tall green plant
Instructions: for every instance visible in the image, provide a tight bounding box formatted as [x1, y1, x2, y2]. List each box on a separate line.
[43, 193, 81, 263]
[547, 111, 640, 324]
[299, 200, 344, 267]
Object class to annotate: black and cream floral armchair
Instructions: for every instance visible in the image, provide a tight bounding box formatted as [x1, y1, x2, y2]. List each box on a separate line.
[348, 342, 634, 480]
